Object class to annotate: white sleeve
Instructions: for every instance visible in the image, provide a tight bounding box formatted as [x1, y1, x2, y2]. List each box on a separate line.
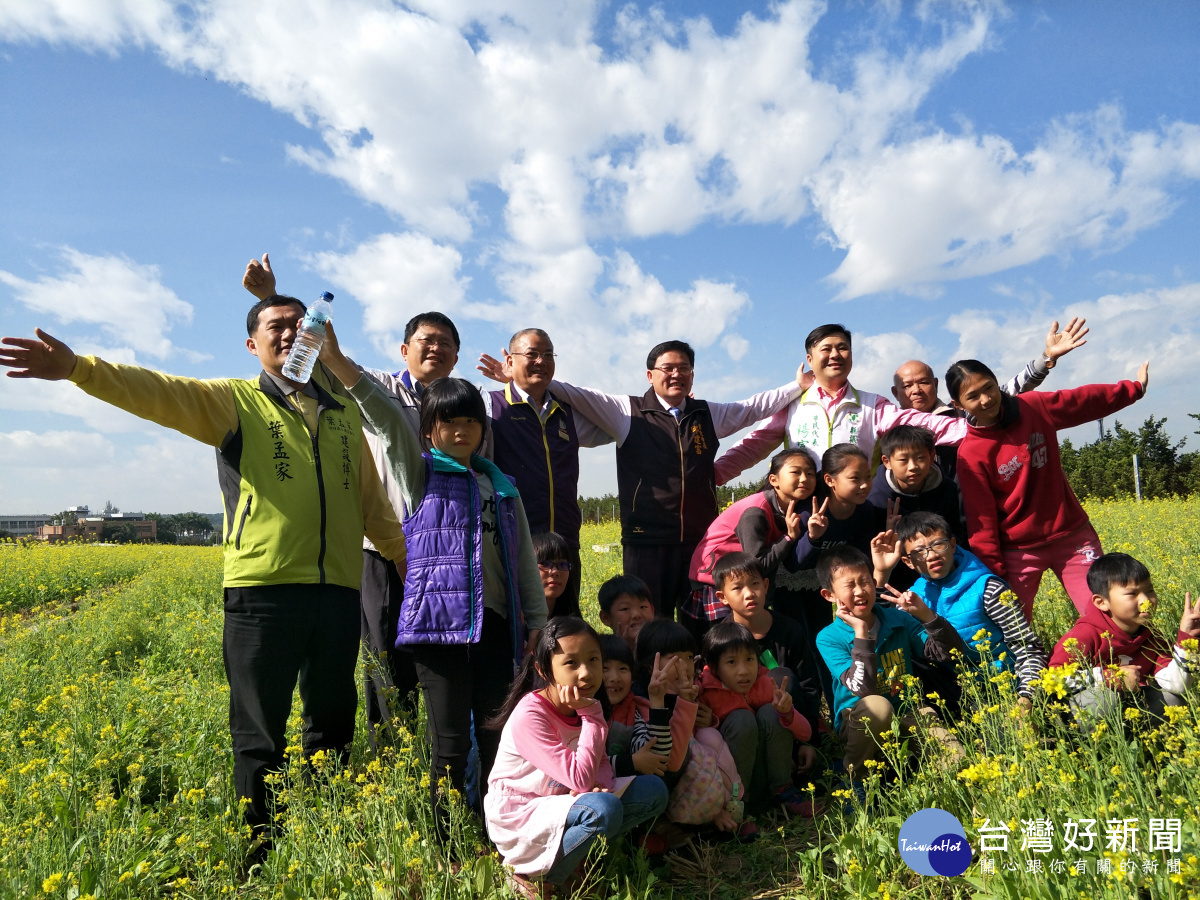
[547, 380, 633, 446]
[706, 381, 802, 438]
[1155, 644, 1197, 695]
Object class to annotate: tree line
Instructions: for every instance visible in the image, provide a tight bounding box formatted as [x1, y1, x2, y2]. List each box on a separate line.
[576, 413, 1200, 523]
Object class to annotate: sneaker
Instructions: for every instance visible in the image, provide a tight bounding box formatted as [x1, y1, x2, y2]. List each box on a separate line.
[772, 785, 826, 818]
[633, 831, 668, 857]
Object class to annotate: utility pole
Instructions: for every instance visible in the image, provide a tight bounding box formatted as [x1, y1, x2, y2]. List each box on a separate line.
[1133, 453, 1142, 502]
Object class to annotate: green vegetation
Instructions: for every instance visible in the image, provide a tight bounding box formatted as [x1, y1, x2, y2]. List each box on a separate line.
[1, 500, 1198, 898]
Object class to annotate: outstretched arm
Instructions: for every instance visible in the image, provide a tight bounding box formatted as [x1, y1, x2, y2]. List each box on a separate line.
[713, 407, 787, 486]
[1, 329, 236, 447]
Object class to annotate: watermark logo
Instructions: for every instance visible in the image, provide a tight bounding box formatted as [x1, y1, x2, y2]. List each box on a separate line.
[898, 808, 972, 877]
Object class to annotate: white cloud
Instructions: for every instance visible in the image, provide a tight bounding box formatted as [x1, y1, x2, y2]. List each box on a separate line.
[845, 331, 936, 399]
[309, 232, 469, 363]
[2, 1, 1199, 320]
[0, 247, 195, 359]
[0, 431, 219, 513]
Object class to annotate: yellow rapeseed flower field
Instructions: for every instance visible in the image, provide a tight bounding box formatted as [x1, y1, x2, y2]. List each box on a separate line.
[0, 499, 1197, 898]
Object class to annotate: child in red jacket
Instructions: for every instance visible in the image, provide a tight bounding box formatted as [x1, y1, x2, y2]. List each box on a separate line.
[699, 620, 818, 817]
[1050, 553, 1199, 725]
[947, 358, 1148, 620]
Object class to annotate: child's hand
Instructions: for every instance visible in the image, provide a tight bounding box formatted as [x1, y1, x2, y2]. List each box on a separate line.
[646, 652, 669, 707]
[882, 585, 935, 624]
[1179, 592, 1200, 639]
[712, 808, 737, 832]
[772, 676, 793, 715]
[694, 702, 715, 729]
[807, 497, 830, 540]
[795, 744, 817, 773]
[667, 657, 699, 701]
[835, 606, 871, 640]
[631, 738, 669, 776]
[870, 529, 903, 575]
[1108, 664, 1143, 692]
[884, 497, 902, 532]
[785, 499, 802, 541]
[476, 352, 510, 384]
[556, 683, 596, 710]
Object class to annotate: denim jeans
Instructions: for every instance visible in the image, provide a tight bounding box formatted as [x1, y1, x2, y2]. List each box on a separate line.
[542, 775, 669, 884]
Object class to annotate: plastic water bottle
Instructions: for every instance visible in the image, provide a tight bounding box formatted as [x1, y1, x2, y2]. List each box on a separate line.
[281, 291, 334, 383]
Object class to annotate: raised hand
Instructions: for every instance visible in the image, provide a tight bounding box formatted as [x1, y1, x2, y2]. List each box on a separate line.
[1179, 592, 1200, 639]
[795, 362, 814, 391]
[771, 675, 793, 715]
[631, 737, 668, 776]
[1044, 317, 1089, 362]
[784, 499, 802, 541]
[885, 497, 902, 532]
[0, 329, 77, 381]
[243, 252, 277, 300]
[881, 584, 934, 624]
[669, 656, 699, 701]
[646, 652, 669, 706]
[870, 529, 903, 575]
[835, 606, 871, 639]
[316, 320, 362, 389]
[1137, 361, 1150, 393]
[476, 351, 510, 384]
[556, 683, 595, 710]
[807, 496, 830, 540]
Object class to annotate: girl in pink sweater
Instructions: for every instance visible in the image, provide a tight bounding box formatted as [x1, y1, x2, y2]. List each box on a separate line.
[484, 617, 669, 896]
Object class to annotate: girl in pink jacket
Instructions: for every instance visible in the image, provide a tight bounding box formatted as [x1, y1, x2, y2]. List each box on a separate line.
[484, 617, 668, 897]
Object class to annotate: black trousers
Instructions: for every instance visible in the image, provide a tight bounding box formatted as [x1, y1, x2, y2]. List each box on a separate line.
[223, 583, 360, 834]
[360, 549, 420, 749]
[623, 541, 698, 619]
[409, 609, 514, 835]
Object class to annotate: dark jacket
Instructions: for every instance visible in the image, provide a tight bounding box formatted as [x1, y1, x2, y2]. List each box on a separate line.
[488, 384, 582, 546]
[616, 388, 719, 545]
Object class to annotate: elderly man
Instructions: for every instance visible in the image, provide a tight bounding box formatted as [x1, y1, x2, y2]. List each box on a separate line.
[478, 328, 613, 617]
[243, 254, 460, 748]
[890, 318, 1088, 479]
[0, 302, 406, 854]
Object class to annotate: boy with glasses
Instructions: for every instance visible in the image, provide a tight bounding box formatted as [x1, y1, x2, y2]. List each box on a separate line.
[879, 512, 1048, 705]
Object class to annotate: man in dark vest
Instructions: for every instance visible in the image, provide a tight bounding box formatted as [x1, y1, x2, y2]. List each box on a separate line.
[242, 254, 458, 748]
[479, 328, 613, 617]
[533, 341, 805, 631]
[0, 305, 407, 858]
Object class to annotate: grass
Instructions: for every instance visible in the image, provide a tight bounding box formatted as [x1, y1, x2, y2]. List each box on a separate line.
[1, 498, 1198, 898]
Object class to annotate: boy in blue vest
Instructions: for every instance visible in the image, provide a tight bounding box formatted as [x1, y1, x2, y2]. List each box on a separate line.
[814, 546, 965, 782]
[881, 512, 1048, 707]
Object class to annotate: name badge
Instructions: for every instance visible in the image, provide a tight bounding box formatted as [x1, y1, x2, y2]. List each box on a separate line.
[558, 427, 570, 441]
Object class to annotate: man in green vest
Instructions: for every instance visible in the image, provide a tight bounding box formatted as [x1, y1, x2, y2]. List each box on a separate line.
[0, 298, 407, 857]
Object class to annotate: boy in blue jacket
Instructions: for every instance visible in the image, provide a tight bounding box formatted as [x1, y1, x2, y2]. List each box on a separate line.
[884, 512, 1048, 707]
[814, 545, 966, 781]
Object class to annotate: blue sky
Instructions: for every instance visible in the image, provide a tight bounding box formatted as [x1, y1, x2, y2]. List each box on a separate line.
[2, 0, 1199, 514]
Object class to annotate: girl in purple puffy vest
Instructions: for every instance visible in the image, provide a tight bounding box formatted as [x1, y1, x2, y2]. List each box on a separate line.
[320, 332, 548, 841]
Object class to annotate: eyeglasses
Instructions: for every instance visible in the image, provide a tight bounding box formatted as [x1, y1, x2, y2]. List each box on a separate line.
[653, 365, 693, 376]
[408, 337, 455, 350]
[514, 350, 556, 363]
[538, 560, 571, 572]
[906, 538, 952, 561]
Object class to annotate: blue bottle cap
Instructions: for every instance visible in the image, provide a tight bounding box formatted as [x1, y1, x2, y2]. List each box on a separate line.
[320, 291, 334, 303]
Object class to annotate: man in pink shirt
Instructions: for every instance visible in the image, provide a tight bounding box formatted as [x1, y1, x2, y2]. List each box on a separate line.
[715, 324, 966, 485]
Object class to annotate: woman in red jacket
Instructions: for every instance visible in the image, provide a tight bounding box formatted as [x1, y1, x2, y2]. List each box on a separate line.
[946, 358, 1149, 621]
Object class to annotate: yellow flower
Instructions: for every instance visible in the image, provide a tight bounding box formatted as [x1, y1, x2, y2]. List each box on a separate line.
[42, 873, 64, 893]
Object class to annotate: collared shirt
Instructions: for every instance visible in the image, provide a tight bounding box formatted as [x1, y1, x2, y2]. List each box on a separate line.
[815, 382, 849, 418]
[509, 382, 555, 422]
[654, 391, 684, 417]
[264, 371, 320, 434]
